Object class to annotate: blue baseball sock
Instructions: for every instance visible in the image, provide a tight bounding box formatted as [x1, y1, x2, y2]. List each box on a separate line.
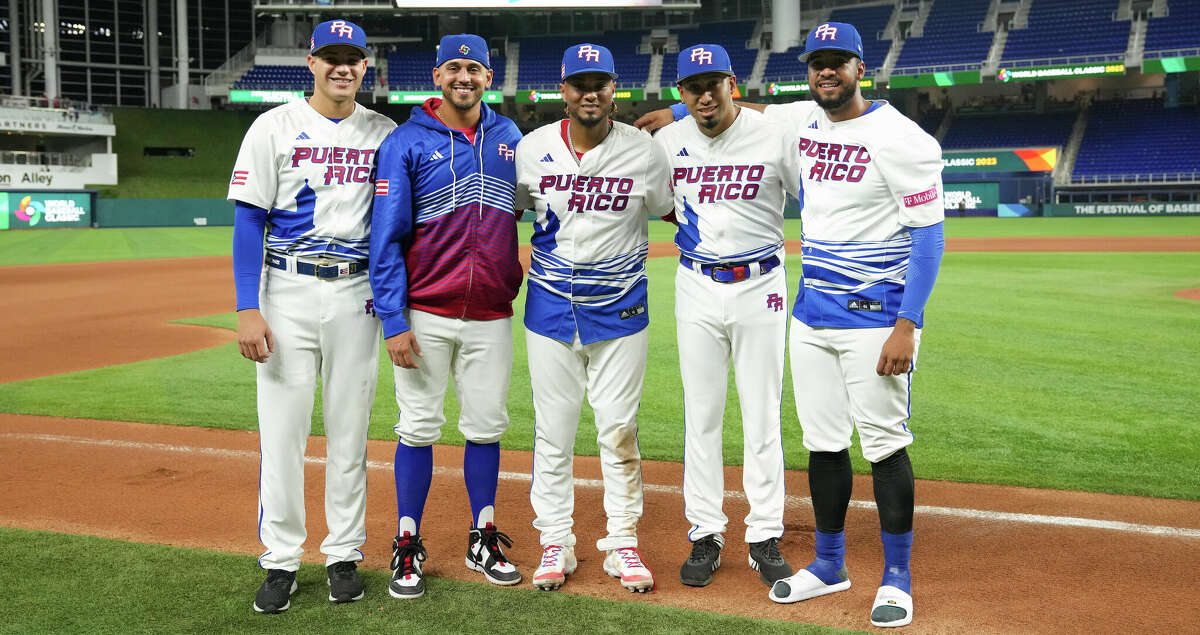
[463, 441, 500, 527]
[804, 529, 846, 585]
[880, 530, 913, 593]
[394, 441, 433, 535]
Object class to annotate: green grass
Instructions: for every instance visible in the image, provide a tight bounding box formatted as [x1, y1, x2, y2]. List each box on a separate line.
[93, 107, 259, 199]
[0, 528, 856, 635]
[2, 251, 1197, 499]
[2, 216, 1197, 265]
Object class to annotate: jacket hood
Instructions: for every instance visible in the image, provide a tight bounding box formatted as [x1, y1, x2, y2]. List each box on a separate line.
[409, 97, 500, 131]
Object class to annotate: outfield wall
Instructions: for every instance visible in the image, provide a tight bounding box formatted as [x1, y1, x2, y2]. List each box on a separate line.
[96, 199, 234, 227]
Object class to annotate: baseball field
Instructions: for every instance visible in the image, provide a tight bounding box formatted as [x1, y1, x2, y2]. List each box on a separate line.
[1, 216, 1197, 633]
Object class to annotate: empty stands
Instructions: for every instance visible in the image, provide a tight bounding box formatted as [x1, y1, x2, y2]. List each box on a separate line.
[940, 110, 1076, 150]
[1073, 99, 1200, 180]
[663, 20, 756, 85]
[1144, 0, 1200, 57]
[234, 65, 375, 91]
[893, 0, 993, 71]
[1001, 0, 1129, 63]
[765, 3, 895, 80]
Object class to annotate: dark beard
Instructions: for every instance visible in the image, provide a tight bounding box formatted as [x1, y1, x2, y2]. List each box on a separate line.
[813, 84, 855, 111]
[571, 107, 607, 127]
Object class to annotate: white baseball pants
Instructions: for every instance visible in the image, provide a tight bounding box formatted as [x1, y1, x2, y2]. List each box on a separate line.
[676, 262, 789, 544]
[391, 309, 512, 446]
[527, 328, 648, 552]
[789, 317, 919, 463]
[255, 266, 380, 570]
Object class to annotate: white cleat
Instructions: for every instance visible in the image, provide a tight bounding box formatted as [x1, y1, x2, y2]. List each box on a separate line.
[604, 547, 654, 593]
[870, 585, 913, 628]
[532, 544, 577, 591]
[769, 568, 851, 604]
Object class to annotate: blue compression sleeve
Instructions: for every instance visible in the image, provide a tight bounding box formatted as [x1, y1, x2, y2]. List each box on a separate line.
[232, 201, 268, 311]
[670, 102, 690, 121]
[896, 222, 944, 328]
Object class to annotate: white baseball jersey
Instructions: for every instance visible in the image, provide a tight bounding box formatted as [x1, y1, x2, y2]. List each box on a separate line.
[652, 108, 800, 264]
[763, 100, 943, 328]
[228, 99, 395, 259]
[515, 120, 674, 344]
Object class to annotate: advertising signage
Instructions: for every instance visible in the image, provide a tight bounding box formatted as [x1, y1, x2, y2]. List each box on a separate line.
[943, 182, 999, 215]
[518, 88, 644, 103]
[763, 78, 874, 95]
[0, 191, 94, 229]
[888, 71, 981, 89]
[997, 63, 1125, 82]
[228, 90, 305, 104]
[942, 148, 1057, 173]
[389, 91, 502, 104]
[1044, 202, 1200, 217]
[1143, 56, 1200, 74]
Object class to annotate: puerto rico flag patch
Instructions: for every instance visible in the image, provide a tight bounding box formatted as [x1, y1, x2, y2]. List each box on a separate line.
[231, 170, 249, 186]
[902, 186, 938, 208]
[375, 179, 389, 196]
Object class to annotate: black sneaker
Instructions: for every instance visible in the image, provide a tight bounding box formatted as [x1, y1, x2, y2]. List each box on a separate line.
[327, 561, 365, 603]
[389, 534, 428, 599]
[253, 569, 297, 614]
[679, 535, 722, 587]
[465, 525, 522, 585]
[748, 537, 794, 586]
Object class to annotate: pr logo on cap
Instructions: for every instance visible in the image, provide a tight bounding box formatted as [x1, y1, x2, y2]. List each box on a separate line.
[330, 20, 354, 38]
[690, 48, 714, 65]
[814, 24, 838, 40]
[578, 45, 601, 62]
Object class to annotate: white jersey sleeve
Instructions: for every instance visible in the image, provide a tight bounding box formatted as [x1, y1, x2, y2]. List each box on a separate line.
[645, 138, 675, 217]
[228, 114, 281, 210]
[874, 130, 944, 228]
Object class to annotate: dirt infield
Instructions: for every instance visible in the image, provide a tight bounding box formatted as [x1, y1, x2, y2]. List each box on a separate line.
[2, 236, 1198, 633]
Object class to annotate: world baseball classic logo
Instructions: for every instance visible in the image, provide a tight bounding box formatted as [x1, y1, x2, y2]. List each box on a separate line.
[690, 47, 713, 65]
[814, 24, 838, 40]
[767, 293, 784, 312]
[578, 45, 601, 62]
[330, 20, 354, 38]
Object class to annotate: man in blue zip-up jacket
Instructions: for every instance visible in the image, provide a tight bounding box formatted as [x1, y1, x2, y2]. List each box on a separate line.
[369, 33, 525, 600]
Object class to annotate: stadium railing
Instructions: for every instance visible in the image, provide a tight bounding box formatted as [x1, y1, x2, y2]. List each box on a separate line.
[1070, 172, 1200, 185]
[1142, 46, 1200, 59]
[999, 52, 1125, 67]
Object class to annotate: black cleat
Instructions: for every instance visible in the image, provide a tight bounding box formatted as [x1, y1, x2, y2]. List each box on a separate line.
[748, 536, 794, 586]
[253, 569, 297, 614]
[679, 535, 722, 587]
[327, 560, 365, 603]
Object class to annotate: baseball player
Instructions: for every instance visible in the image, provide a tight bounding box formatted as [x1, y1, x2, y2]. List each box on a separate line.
[758, 23, 943, 629]
[229, 19, 395, 614]
[370, 33, 524, 600]
[652, 44, 800, 590]
[514, 43, 673, 593]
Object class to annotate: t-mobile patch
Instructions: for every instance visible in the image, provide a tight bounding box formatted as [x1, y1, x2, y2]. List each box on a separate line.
[848, 299, 882, 311]
[619, 303, 646, 320]
[902, 186, 938, 208]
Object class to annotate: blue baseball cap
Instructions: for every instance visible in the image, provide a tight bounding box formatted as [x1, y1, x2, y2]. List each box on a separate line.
[310, 20, 369, 57]
[800, 22, 864, 64]
[436, 34, 491, 69]
[676, 44, 734, 83]
[561, 43, 619, 81]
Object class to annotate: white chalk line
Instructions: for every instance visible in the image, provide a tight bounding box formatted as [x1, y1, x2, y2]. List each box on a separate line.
[7, 432, 1199, 539]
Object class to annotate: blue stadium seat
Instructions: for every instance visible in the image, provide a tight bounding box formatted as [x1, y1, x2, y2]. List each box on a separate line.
[1001, 0, 1129, 63]
[893, 0, 993, 71]
[941, 111, 1076, 150]
[1144, 0, 1200, 57]
[1073, 99, 1200, 179]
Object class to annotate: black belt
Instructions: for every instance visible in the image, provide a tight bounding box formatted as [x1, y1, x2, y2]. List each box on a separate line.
[266, 253, 369, 280]
[679, 254, 781, 283]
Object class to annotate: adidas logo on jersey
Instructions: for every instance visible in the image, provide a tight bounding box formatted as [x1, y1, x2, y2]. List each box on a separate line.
[429, 150, 445, 162]
[296, 131, 311, 140]
[540, 153, 554, 163]
[677, 148, 689, 157]
[808, 121, 818, 129]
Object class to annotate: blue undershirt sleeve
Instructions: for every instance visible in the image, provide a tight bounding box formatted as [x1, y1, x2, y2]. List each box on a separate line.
[232, 200, 268, 311]
[670, 102, 690, 121]
[897, 222, 944, 328]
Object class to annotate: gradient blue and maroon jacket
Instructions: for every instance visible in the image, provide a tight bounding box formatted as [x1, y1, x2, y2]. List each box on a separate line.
[370, 98, 524, 338]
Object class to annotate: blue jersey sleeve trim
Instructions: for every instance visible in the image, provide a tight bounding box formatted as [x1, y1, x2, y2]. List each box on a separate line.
[897, 222, 944, 328]
[670, 103, 690, 121]
[233, 201, 268, 311]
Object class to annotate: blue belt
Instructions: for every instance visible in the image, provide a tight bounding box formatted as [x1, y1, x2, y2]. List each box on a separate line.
[266, 253, 369, 280]
[679, 254, 781, 283]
